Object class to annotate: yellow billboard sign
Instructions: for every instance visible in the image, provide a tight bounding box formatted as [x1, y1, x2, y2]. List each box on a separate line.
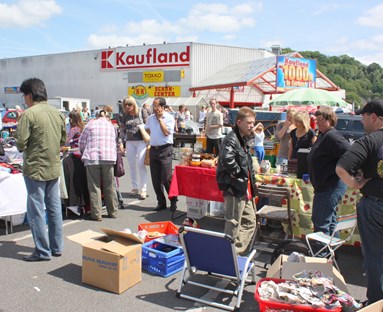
[129, 85, 181, 99]
[143, 71, 164, 82]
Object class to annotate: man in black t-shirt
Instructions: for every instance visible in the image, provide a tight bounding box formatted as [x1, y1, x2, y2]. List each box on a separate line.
[336, 99, 383, 305]
[308, 107, 350, 239]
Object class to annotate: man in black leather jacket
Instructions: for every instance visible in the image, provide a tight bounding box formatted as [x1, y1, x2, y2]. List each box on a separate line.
[216, 107, 257, 255]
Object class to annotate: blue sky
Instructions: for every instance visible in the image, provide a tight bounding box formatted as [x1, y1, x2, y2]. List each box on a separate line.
[1, 0, 383, 66]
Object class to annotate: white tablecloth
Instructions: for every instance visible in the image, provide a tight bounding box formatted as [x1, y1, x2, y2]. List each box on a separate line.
[0, 172, 27, 217]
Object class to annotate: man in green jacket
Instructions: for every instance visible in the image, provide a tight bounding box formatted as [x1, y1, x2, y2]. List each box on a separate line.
[15, 78, 67, 261]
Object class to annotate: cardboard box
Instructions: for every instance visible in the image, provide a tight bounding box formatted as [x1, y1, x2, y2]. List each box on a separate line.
[266, 255, 348, 293]
[358, 300, 383, 312]
[186, 197, 208, 219]
[68, 228, 142, 294]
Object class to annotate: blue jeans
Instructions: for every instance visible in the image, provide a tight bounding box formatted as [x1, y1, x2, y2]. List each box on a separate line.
[312, 180, 347, 235]
[357, 196, 383, 304]
[24, 176, 63, 259]
[253, 146, 265, 164]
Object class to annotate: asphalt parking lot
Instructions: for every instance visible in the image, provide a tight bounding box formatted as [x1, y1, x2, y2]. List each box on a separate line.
[0, 157, 367, 312]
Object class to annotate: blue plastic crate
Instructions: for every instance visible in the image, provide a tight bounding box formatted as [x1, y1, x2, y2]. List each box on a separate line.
[142, 240, 185, 277]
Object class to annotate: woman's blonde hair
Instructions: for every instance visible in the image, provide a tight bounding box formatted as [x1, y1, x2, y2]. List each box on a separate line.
[286, 108, 296, 119]
[122, 96, 139, 115]
[293, 111, 310, 132]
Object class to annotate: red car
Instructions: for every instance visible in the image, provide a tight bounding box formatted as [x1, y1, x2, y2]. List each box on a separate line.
[2, 109, 20, 123]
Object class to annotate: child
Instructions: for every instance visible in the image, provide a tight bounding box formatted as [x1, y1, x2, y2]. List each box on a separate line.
[253, 122, 265, 164]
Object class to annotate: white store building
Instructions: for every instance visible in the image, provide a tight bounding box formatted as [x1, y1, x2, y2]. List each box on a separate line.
[0, 42, 274, 113]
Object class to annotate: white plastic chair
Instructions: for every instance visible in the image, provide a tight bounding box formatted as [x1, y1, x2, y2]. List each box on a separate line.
[305, 214, 357, 271]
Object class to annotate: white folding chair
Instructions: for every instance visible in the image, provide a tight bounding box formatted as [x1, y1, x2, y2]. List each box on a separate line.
[176, 226, 257, 311]
[305, 214, 357, 271]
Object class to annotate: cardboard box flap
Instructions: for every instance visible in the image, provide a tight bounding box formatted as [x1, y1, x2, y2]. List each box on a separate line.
[101, 238, 133, 256]
[358, 300, 383, 312]
[101, 228, 143, 244]
[67, 230, 105, 245]
[266, 255, 348, 293]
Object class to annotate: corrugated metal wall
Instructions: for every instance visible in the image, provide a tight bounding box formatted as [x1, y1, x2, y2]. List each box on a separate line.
[0, 43, 273, 111]
[190, 43, 273, 86]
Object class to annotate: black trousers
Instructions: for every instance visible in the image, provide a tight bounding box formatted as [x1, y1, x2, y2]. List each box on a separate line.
[149, 144, 176, 207]
[206, 137, 221, 156]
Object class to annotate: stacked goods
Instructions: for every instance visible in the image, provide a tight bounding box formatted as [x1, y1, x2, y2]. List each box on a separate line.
[288, 159, 298, 174]
[189, 153, 201, 167]
[189, 153, 218, 168]
[179, 147, 193, 166]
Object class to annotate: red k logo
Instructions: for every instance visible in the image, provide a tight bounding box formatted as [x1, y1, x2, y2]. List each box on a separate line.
[101, 50, 114, 69]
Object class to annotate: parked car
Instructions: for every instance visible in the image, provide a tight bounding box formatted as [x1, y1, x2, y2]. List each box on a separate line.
[334, 114, 365, 142]
[2, 109, 19, 123]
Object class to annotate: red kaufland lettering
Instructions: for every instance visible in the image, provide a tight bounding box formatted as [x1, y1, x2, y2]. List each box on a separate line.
[116, 46, 190, 67]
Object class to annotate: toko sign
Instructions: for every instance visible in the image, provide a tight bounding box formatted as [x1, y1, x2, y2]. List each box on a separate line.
[101, 44, 190, 70]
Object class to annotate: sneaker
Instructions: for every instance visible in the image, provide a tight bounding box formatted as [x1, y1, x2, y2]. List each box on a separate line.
[52, 252, 62, 257]
[23, 253, 51, 262]
[138, 191, 147, 200]
[128, 189, 139, 198]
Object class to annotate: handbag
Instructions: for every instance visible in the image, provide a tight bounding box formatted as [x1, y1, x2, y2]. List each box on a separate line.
[144, 145, 151, 166]
[114, 151, 125, 177]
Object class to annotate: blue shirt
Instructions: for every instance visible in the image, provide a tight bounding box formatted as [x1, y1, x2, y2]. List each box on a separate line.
[145, 111, 175, 146]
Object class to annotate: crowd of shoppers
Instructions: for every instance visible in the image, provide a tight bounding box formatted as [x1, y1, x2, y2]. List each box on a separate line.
[13, 79, 382, 307]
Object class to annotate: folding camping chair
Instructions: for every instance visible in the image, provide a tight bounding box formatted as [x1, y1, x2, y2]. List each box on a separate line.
[177, 226, 257, 311]
[305, 214, 357, 271]
[255, 184, 294, 241]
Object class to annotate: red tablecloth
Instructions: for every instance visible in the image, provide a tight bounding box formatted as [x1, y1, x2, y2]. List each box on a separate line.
[169, 165, 224, 202]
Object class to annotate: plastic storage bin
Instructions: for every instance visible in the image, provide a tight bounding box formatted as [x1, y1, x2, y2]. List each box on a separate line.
[142, 240, 185, 277]
[255, 278, 342, 312]
[138, 221, 179, 243]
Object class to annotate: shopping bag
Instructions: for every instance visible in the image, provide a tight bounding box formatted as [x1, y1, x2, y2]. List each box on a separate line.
[114, 151, 125, 177]
[144, 145, 151, 166]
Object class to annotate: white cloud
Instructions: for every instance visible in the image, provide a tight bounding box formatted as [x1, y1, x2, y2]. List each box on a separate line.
[357, 3, 383, 27]
[88, 33, 167, 48]
[0, 0, 62, 28]
[312, 4, 339, 16]
[87, 2, 260, 48]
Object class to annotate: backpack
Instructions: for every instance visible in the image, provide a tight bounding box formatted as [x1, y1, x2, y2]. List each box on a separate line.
[267, 239, 310, 268]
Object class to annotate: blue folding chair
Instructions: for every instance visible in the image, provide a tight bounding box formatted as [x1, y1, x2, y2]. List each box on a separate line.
[176, 226, 257, 311]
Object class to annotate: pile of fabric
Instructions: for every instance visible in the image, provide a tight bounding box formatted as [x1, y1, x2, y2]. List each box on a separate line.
[258, 270, 361, 311]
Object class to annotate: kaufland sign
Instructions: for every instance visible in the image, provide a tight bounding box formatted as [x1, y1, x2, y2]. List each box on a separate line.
[101, 44, 190, 70]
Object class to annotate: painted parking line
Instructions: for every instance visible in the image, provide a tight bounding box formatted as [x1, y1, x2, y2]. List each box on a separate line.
[12, 219, 82, 242]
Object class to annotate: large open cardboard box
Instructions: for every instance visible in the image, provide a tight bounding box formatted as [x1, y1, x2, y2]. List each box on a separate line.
[266, 255, 348, 293]
[358, 300, 383, 312]
[68, 228, 143, 294]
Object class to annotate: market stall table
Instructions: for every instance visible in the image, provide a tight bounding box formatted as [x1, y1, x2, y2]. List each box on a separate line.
[256, 173, 361, 245]
[0, 172, 27, 234]
[169, 165, 224, 202]
[169, 165, 361, 245]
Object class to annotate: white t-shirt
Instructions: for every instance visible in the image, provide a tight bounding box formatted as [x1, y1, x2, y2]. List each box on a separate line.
[205, 110, 223, 139]
[254, 131, 265, 146]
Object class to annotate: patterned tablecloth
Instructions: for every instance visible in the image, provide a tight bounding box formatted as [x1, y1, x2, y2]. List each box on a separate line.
[256, 174, 361, 245]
